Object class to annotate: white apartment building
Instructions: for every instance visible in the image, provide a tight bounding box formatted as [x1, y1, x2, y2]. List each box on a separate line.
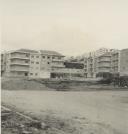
[84, 51, 97, 78]
[83, 48, 128, 78]
[95, 48, 110, 57]
[1, 48, 128, 79]
[96, 52, 111, 73]
[1, 49, 33, 77]
[1, 49, 84, 79]
[111, 49, 128, 77]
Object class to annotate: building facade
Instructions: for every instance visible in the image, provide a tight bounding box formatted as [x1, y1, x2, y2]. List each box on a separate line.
[1, 49, 84, 79]
[118, 49, 128, 76]
[1, 49, 32, 77]
[83, 48, 128, 78]
[1, 48, 128, 79]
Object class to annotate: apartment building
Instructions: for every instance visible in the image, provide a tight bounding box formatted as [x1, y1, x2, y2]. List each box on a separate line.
[95, 48, 110, 57]
[119, 49, 128, 76]
[2, 50, 28, 77]
[1, 49, 65, 78]
[1, 53, 6, 76]
[111, 50, 120, 76]
[1, 49, 84, 79]
[1, 48, 128, 79]
[29, 51, 41, 78]
[1, 49, 39, 77]
[40, 50, 65, 78]
[111, 49, 128, 77]
[83, 48, 128, 78]
[84, 52, 96, 78]
[96, 52, 112, 78]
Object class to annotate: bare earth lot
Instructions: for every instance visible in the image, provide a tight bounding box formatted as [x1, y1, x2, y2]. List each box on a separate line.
[2, 90, 128, 134]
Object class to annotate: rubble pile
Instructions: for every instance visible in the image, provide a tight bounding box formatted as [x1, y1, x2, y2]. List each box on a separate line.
[1, 106, 47, 134]
[1, 106, 71, 134]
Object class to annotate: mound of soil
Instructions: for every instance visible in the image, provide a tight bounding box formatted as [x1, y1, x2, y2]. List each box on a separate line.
[1, 78, 50, 90]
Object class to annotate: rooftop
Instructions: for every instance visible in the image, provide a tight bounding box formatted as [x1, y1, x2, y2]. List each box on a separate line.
[98, 52, 112, 57]
[40, 50, 64, 57]
[17, 49, 39, 53]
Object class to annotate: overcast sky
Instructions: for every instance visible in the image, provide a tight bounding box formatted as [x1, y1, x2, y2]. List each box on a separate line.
[1, 0, 128, 56]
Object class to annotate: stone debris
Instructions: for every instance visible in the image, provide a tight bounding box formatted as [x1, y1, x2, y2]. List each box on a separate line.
[1, 106, 68, 134]
[1, 106, 46, 134]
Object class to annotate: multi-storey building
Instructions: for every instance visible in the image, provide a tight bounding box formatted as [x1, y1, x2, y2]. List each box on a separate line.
[83, 48, 128, 78]
[119, 49, 128, 76]
[1, 48, 128, 79]
[40, 50, 65, 78]
[111, 50, 120, 76]
[84, 52, 96, 78]
[1, 53, 6, 76]
[95, 48, 110, 57]
[29, 50, 41, 78]
[1, 49, 84, 79]
[95, 52, 112, 78]
[1, 49, 36, 77]
[111, 49, 128, 77]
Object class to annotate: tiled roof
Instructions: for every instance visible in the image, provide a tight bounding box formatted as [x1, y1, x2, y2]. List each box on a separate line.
[40, 50, 64, 57]
[17, 49, 38, 53]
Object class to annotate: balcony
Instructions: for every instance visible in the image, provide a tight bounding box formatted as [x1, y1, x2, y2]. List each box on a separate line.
[51, 68, 84, 74]
[98, 63, 111, 67]
[10, 66, 29, 72]
[98, 69, 111, 72]
[10, 54, 30, 60]
[10, 62, 29, 66]
[98, 59, 110, 62]
[51, 63, 65, 68]
[52, 58, 64, 62]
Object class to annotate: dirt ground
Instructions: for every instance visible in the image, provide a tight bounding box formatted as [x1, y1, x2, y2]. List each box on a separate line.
[2, 77, 126, 91]
[2, 90, 128, 134]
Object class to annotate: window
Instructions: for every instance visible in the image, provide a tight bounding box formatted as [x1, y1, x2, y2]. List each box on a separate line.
[36, 62, 39, 64]
[42, 56, 45, 59]
[36, 56, 39, 58]
[47, 56, 50, 59]
[35, 73, 38, 76]
[24, 73, 28, 76]
[52, 57, 55, 59]
[31, 55, 34, 58]
[30, 73, 33, 75]
[47, 62, 50, 64]
[31, 61, 34, 64]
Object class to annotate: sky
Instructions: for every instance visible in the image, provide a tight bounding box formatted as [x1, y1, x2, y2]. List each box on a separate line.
[1, 0, 128, 56]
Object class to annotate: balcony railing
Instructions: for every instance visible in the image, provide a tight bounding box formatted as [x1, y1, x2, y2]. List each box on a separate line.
[98, 59, 110, 62]
[10, 55, 30, 60]
[98, 63, 111, 67]
[51, 63, 65, 68]
[52, 58, 64, 62]
[98, 69, 111, 72]
[10, 67, 29, 72]
[10, 62, 29, 66]
[51, 68, 84, 74]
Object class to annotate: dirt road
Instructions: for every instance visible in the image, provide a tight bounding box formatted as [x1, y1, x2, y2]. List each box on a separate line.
[2, 90, 128, 134]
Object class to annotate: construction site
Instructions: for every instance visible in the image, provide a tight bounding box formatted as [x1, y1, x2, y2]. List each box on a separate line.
[1, 76, 128, 134]
[2, 0, 128, 133]
[1, 48, 128, 134]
